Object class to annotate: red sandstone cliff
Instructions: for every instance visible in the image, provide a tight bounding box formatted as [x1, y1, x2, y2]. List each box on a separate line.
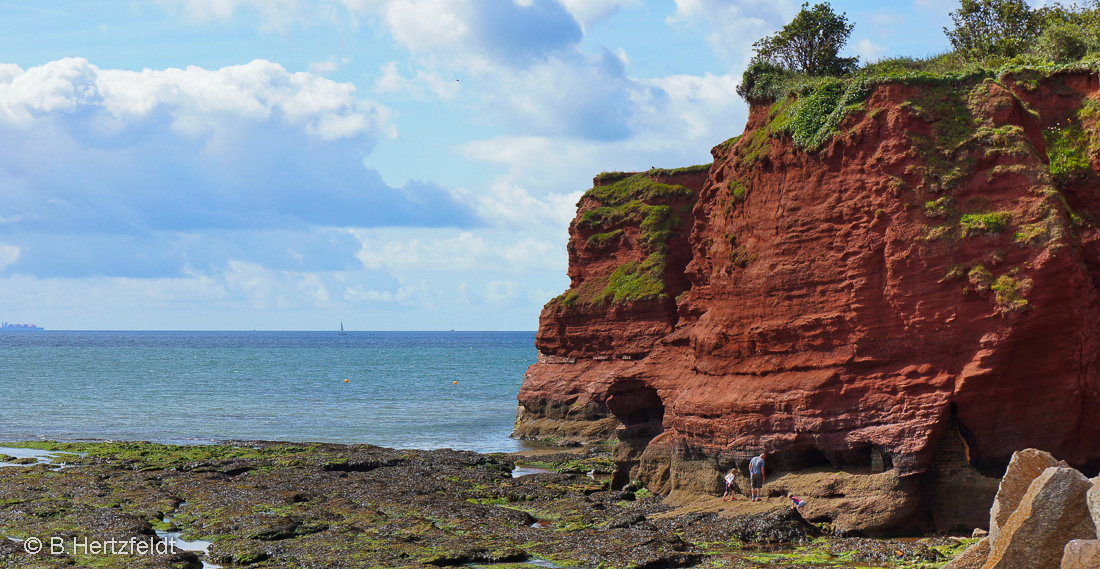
[515, 71, 1100, 533]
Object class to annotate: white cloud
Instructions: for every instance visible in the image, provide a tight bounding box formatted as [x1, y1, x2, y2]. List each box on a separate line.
[467, 181, 580, 232]
[459, 70, 743, 196]
[471, 51, 649, 140]
[383, 0, 472, 56]
[346, 0, 582, 68]
[854, 38, 885, 63]
[0, 274, 227, 312]
[485, 280, 521, 305]
[375, 61, 418, 95]
[352, 231, 488, 272]
[0, 58, 395, 142]
[344, 283, 416, 303]
[222, 260, 333, 309]
[558, 0, 637, 25]
[668, 0, 800, 64]
[349, 228, 566, 274]
[499, 239, 560, 267]
[308, 58, 340, 76]
[0, 58, 484, 249]
[645, 72, 741, 140]
[157, 0, 304, 31]
[0, 244, 20, 270]
[416, 69, 462, 100]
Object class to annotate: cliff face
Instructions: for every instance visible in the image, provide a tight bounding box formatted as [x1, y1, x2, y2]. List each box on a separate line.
[516, 71, 1100, 533]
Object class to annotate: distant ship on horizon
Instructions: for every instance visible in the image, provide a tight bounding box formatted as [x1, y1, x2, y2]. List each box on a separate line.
[1, 322, 43, 331]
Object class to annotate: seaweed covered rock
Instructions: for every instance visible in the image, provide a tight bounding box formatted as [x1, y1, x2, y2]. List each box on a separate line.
[722, 507, 821, 544]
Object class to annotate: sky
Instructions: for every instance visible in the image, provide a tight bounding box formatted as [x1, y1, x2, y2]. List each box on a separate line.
[0, 0, 979, 331]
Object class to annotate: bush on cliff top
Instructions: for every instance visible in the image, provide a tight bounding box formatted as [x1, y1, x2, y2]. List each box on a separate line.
[945, 0, 1043, 61]
[748, 2, 857, 78]
[736, 1, 1100, 153]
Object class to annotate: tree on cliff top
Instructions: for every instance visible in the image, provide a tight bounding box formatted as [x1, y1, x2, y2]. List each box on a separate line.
[751, 2, 857, 77]
[737, 2, 856, 102]
[945, 0, 1100, 63]
[944, 0, 1042, 60]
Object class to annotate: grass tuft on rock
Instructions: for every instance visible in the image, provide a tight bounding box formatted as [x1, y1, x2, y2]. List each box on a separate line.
[960, 211, 1011, 236]
[992, 275, 1031, 312]
[1045, 121, 1092, 181]
[597, 253, 668, 304]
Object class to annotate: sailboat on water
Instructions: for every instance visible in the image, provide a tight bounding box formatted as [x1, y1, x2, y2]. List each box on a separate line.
[339, 321, 347, 335]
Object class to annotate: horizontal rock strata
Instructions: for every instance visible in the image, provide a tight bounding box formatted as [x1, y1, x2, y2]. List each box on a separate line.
[517, 72, 1100, 533]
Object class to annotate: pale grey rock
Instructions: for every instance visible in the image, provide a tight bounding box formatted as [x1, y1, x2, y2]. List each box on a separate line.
[984, 467, 1096, 569]
[942, 536, 988, 569]
[1060, 539, 1100, 569]
[1088, 484, 1100, 539]
[988, 449, 1068, 545]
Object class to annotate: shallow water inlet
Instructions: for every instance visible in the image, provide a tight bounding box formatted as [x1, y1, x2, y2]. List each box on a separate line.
[157, 513, 221, 569]
[0, 446, 83, 468]
[511, 465, 553, 477]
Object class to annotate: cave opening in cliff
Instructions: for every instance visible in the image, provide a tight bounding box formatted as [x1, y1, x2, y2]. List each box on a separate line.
[604, 380, 665, 441]
[948, 402, 1002, 477]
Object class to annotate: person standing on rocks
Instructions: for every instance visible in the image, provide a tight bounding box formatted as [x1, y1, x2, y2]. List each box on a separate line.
[749, 453, 766, 502]
[721, 468, 737, 501]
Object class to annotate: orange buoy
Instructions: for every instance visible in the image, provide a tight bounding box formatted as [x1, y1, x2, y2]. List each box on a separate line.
[344, 379, 349, 383]
[453, 381, 458, 385]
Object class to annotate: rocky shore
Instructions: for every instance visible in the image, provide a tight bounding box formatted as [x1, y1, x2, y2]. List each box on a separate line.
[0, 441, 972, 568]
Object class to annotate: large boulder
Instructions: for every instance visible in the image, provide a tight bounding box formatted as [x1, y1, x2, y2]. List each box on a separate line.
[984, 467, 1096, 569]
[761, 469, 922, 535]
[989, 449, 1069, 543]
[943, 537, 989, 569]
[1088, 483, 1100, 533]
[1061, 540, 1100, 569]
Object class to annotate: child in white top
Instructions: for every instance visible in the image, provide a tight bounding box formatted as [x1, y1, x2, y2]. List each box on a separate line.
[721, 469, 737, 501]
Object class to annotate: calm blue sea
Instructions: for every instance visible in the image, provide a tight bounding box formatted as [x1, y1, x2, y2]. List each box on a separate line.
[0, 331, 536, 453]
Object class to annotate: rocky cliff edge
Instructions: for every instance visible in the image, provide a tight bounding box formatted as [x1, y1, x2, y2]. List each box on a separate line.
[515, 70, 1100, 534]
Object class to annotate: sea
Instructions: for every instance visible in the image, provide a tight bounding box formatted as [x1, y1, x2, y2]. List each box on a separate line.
[0, 331, 537, 454]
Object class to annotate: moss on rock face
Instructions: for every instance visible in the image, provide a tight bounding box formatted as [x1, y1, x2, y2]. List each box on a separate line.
[727, 178, 749, 202]
[780, 78, 870, 151]
[598, 253, 668, 304]
[960, 211, 1012, 236]
[586, 229, 624, 248]
[548, 172, 698, 310]
[992, 275, 1031, 312]
[582, 173, 695, 209]
[1045, 121, 1092, 180]
[924, 197, 957, 219]
[575, 174, 694, 257]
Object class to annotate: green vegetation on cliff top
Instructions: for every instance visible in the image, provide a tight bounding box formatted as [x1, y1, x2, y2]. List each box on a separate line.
[737, 1, 1100, 154]
[577, 172, 696, 255]
[548, 171, 699, 310]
